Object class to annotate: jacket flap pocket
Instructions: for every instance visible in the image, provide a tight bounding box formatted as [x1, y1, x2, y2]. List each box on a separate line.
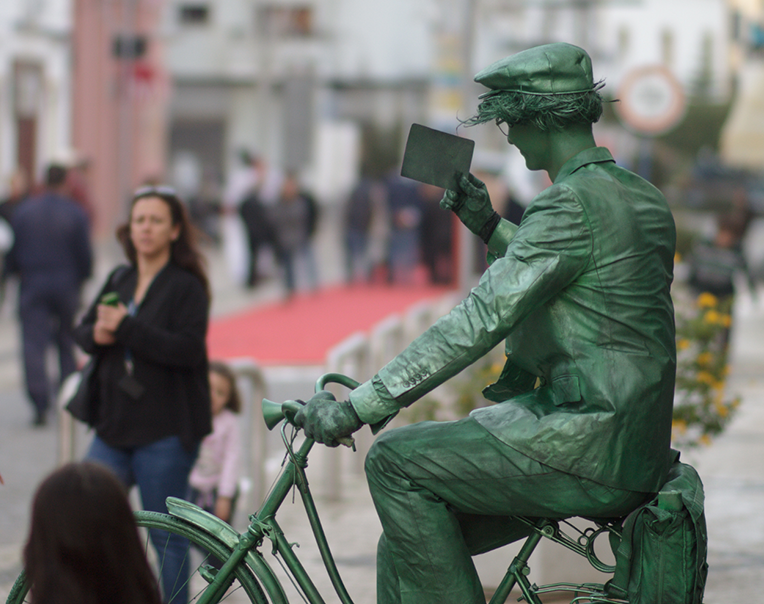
[552, 374, 581, 405]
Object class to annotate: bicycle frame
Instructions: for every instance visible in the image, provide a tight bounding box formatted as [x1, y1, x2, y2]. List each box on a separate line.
[163, 372, 629, 604]
[163, 373, 359, 604]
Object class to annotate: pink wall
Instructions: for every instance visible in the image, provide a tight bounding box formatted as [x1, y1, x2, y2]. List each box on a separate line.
[72, 0, 170, 240]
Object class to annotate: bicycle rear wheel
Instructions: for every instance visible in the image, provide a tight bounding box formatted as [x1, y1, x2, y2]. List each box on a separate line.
[5, 511, 269, 604]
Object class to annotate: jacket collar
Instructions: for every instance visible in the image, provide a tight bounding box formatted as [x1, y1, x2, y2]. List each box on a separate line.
[553, 147, 615, 184]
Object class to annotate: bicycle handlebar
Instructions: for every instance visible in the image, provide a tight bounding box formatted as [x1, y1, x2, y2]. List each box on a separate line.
[315, 372, 361, 393]
[261, 372, 361, 448]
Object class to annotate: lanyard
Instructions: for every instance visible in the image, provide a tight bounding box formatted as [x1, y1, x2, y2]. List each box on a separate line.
[125, 299, 138, 375]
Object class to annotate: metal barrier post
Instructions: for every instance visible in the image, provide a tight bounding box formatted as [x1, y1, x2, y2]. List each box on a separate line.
[226, 358, 268, 517]
[56, 371, 84, 466]
[324, 332, 370, 501]
[370, 314, 404, 369]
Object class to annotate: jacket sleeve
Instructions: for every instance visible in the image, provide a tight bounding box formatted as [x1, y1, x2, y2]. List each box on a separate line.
[350, 184, 593, 426]
[115, 274, 209, 367]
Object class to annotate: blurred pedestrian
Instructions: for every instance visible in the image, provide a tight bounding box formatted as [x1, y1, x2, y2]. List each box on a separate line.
[269, 172, 318, 298]
[0, 168, 30, 225]
[239, 190, 276, 288]
[231, 151, 283, 288]
[0, 169, 29, 298]
[343, 177, 387, 284]
[63, 152, 95, 228]
[188, 360, 242, 525]
[385, 173, 423, 284]
[73, 185, 212, 604]
[688, 214, 753, 302]
[419, 183, 453, 285]
[23, 461, 162, 604]
[3, 164, 92, 426]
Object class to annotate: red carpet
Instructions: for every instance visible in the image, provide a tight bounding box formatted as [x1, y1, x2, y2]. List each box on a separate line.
[207, 284, 453, 365]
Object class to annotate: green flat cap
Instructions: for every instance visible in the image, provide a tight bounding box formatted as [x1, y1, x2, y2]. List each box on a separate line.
[475, 43, 595, 98]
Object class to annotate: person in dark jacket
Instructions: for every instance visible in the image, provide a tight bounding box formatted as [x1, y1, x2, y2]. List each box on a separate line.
[4, 164, 92, 426]
[74, 185, 212, 604]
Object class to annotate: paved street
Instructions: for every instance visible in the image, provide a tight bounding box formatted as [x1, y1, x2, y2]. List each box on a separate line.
[1, 225, 764, 602]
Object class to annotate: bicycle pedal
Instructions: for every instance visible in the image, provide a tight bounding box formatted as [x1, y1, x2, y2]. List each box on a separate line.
[199, 564, 219, 583]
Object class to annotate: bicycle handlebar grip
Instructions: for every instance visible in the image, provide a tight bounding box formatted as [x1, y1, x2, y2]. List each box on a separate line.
[261, 398, 356, 448]
[283, 398, 355, 448]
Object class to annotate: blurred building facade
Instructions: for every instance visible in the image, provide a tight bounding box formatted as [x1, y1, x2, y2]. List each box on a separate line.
[71, 0, 171, 238]
[0, 0, 73, 193]
[159, 0, 748, 206]
[720, 0, 764, 170]
[9, 0, 762, 238]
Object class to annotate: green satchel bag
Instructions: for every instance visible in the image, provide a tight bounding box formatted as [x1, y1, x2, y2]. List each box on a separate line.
[606, 453, 708, 604]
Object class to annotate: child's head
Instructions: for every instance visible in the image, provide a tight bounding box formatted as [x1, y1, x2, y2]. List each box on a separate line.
[209, 360, 242, 415]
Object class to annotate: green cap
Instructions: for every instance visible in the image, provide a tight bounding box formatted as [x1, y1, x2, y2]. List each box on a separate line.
[475, 43, 596, 98]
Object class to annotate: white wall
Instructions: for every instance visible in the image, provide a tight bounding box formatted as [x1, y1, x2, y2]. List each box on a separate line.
[0, 0, 73, 189]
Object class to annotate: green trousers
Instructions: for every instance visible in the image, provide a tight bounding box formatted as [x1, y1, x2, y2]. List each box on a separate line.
[365, 417, 649, 604]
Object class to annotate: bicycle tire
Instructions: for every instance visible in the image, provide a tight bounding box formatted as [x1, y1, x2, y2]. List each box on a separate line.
[5, 511, 270, 604]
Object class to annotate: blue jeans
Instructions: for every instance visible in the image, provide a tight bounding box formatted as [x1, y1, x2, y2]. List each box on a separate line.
[87, 435, 199, 603]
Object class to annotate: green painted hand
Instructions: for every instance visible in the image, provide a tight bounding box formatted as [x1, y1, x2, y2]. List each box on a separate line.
[440, 172, 501, 243]
[294, 390, 363, 448]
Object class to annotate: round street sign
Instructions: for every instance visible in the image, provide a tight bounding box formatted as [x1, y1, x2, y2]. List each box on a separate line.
[615, 65, 687, 136]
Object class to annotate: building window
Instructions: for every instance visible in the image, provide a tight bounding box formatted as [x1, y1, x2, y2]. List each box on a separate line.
[179, 4, 210, 25]
[661, 29, 674, 68]
[257, 5, 314, 38]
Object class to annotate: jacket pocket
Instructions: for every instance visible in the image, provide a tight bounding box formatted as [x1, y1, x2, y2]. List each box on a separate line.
[552, 374, 581, 406]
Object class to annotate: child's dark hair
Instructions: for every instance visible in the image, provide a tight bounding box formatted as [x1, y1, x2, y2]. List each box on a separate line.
[209, 360, 242, 413]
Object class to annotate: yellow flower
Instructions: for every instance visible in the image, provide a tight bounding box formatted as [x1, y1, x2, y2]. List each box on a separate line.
[672, 419, 687, 434]
[696, 371, 715, 385]
[720, 314, 732, 328]
[714, 400, 729, 418]
[677, 339, 691, 351]
[703, 310, 721, 324]
[699, 434, 712, 446]
[674, 252, 682, 264]
[697, 292, 718, 308]
[696, 351, 713, 367]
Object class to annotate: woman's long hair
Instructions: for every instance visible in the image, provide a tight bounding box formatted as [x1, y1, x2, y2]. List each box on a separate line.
[116, 186, 211, 300]
[23, 462, 162, 604]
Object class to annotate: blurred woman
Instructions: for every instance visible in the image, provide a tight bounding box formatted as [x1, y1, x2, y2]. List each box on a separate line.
[73, 185, 212, 603]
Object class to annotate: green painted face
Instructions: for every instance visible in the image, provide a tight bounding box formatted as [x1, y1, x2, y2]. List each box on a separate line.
[506, 122, 550, 171]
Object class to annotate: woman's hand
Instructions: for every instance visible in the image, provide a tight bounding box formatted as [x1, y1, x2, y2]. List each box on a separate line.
[93, 303, 128, 345]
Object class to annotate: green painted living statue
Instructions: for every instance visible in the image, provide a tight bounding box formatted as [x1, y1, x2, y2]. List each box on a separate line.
[295, 42, 677, 604]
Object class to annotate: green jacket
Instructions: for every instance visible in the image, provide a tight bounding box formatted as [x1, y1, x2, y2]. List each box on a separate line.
[350, 147, 677, 493]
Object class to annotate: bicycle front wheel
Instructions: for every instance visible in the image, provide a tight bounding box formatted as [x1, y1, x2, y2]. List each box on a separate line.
[136, 510, 269, 603]
[5, 511, 269, 604]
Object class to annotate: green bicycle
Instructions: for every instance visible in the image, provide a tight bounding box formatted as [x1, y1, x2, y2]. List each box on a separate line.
[6, 372, 630, 604]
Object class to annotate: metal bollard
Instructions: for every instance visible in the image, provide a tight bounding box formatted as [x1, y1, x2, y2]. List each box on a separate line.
[324, 332, 370, 501]
[225, 357, 268, 518]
